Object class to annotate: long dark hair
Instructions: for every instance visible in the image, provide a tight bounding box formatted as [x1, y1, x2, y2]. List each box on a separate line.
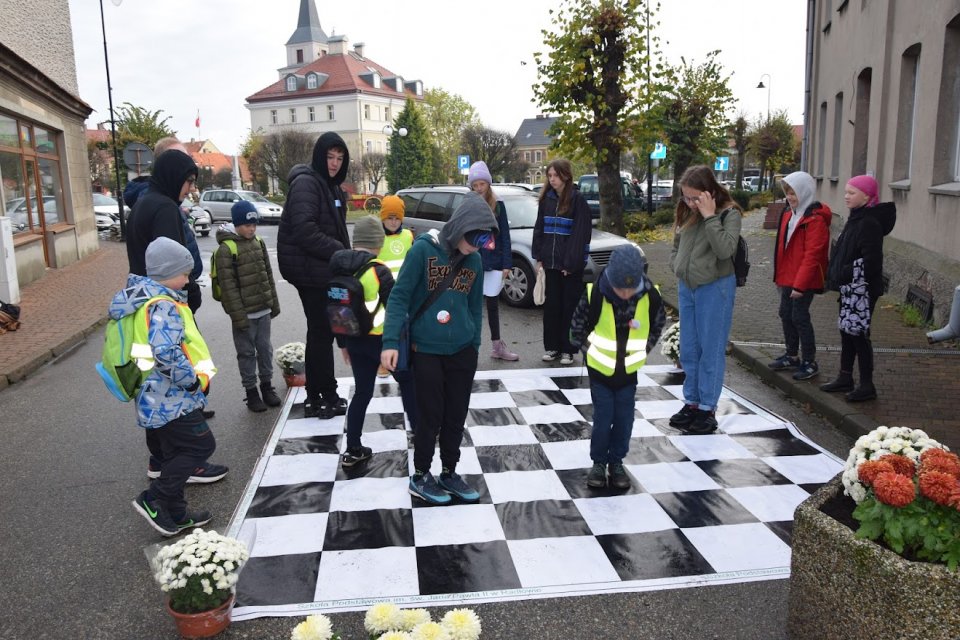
[539, 158, 574, 215]
[675, 165, 741, 230]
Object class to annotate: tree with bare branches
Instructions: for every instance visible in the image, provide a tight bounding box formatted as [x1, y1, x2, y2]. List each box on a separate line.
[362, 152, 388, 194]
[245, 128, 315, 194]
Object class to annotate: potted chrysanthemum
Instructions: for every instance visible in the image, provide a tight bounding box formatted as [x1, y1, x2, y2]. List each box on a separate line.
[289, 603, 482, 640]
[275, 341, 306, 387]
[660, 322, 680, 370]
[788, 426, 960, 639]
[153, 528, 249, 638]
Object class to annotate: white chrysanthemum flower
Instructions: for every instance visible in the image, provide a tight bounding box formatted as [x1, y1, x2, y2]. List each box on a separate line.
[365, 602, 402, 633]
[441, 609, 482, 640]
[400, 609, 432, 631]
[378, 632, 412, 640]
[291, 613, 334, 640]
[411, 621, 451, 640]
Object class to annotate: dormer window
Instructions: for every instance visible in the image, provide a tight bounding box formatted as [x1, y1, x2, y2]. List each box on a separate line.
[396, 76, 404, 92]
[286, 76, 297, 92]
[306, 74, 317, 90]
[415, 81, 423, 96]
[372, 72, 381, 89]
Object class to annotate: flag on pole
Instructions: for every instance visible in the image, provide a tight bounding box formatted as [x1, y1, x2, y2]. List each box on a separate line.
[195, 110, 200, 129]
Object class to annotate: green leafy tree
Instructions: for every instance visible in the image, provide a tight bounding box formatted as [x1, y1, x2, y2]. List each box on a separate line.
[214, 167, 234, 188]
[534, 0, 661, 235]
[115, 102, 175, 148]
[730, 112, 749, 188]
[460, 125, 527, 182]
[240, 129, 269, 193]
[651, 51, 735, 198]
[387, 98, 432, 192]
[747, 110, 795, 191]
[87, 139, 116, 193]
[421, 89, 480, 183]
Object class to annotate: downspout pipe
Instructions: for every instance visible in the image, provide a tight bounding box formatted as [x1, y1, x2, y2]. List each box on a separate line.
[927, 285, 960, 343]
[801, 0, 816, 171]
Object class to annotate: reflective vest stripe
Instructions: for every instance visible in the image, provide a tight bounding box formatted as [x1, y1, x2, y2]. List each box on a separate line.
[378, 229, 413, 277]
[359, 259, 386, 336]
[130, 295, 217, 389]
[584, 283, 651, 376]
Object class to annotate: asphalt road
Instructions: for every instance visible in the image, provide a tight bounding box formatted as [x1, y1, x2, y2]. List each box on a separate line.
[0, 224, 853, 639]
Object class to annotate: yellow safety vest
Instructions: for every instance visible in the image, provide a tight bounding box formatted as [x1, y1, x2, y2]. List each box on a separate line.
[585, 283, 650, 376]
[129, 295, 217, 390]
[359, 260, 387, 336]
[378, 229, 413, 278]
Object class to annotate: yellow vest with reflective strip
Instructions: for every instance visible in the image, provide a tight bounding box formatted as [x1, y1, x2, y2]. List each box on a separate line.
[359, 260, 386, 336]
[378, 229, 413, 278]
[129, 295, 217, 390]
[585, 283, 650, 376]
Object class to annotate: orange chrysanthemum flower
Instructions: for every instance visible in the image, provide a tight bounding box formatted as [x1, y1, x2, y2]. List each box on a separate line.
[919, 449, 960, 479]
[877, 454, 916, 477]
[873, 472, 916, 507]
[919, 470, 960, 507]
[858, 459, 895, 486]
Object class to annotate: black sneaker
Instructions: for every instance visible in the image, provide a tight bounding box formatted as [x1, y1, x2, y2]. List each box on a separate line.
[132, 491, 178, 536]
[260, 384, 282, 407]
[341, 446, 373, 467]
[245, 386, 267, 412]
[608, 463, 631, 490]
[542, 350, 560, 362]
[792, 361, 819, 381]
[669, 404, 699, 427]
[175, 510, 213, 531]
[303, 396, 321, 418]
[409, 471, 452, 505]
[202, 409, 216, 420]
[586, 462, 607, 488]
[186, 463, 229, 484]
[685, 410, 718, 435]
[438, 469, 480, 501]
[319, 397, 348, 420]
[768, 354, 801, 370]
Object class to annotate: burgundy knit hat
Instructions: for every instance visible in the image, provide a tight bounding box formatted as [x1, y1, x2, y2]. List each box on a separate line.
[847, 174, 879, 206]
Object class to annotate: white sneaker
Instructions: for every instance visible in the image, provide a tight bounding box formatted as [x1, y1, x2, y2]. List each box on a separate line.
[542, 350, 559, 362]
[560, 353, 575, 366]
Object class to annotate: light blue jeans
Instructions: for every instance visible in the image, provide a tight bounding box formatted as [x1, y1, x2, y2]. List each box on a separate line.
[678, 274, 736, 411]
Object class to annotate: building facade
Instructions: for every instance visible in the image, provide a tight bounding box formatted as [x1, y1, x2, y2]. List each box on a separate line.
[514, 115, 558, 184]
[0, 0, 98, 294]
[245, 0, 422, 193]
[807, 0, 960, 325]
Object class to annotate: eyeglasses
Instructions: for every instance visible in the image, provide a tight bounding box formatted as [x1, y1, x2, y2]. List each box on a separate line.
[681, 195, 700, 205]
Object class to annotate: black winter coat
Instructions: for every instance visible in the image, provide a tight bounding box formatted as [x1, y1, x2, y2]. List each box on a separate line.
[826, 202, 896, 301]
[532, 185, 592, 273]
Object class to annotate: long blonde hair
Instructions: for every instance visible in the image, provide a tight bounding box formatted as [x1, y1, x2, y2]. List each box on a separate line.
[675, 165, 741, 230]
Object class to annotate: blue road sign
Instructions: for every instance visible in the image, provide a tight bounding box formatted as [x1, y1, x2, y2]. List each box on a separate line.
[714, 156, 730, 172]
[650, 143, 666, 160]
[458, 155, 470, 170]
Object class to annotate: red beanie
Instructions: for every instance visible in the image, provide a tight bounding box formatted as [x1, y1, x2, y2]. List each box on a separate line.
[847, 174, 879, 206]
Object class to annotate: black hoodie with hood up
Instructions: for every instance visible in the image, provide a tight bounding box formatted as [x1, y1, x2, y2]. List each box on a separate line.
[277, 132, 352, 289]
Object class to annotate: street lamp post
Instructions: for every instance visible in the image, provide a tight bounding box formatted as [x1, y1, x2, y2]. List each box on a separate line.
[383, 124, 407, 193]
[757, 73, 771, 191]
[98, 0, 125, 238]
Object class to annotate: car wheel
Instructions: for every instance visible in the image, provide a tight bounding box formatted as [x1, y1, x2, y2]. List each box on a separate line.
[501, 256, 535, 308]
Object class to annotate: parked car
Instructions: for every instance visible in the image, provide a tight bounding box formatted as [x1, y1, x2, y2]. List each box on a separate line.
[181, 199, 211, 237]
[199, 189, 282, 224]
[576, 174, 646, 220]
[395, 185, 641, 308]
[4, 196, 59, 233]
[650, 184, 674, 207]
[92, 193, 130, 232]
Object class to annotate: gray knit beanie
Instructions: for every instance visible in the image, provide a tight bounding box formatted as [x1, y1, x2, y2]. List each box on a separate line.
[604, 244, 647, 289]
[352, 215, 385, 250]
[146, 237, 195, 281]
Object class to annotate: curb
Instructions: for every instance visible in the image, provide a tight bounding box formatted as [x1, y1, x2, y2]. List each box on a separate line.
[1, 316, 109, 388]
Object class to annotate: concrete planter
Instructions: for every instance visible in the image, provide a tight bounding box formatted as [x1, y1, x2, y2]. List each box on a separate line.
[788, 474, 960, 639]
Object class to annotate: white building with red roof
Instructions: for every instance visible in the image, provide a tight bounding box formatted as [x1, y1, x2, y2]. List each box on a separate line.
[245, 0, 423, 177]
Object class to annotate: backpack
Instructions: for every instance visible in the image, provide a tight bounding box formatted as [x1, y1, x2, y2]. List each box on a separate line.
[325, 260, 382, 337]
[721, 210, 750, 287]
[210, 236, 264, 301]
[96, 295, 173, 402]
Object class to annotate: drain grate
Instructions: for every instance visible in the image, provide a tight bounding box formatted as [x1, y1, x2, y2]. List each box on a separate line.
[905, 285, 934, 324]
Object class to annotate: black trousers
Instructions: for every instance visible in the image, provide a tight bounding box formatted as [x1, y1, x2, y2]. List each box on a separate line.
[839, 298, 877, 383]
[147, 409, 216, 520]
[412, 346, 478, 473]
[297, 286, 339, 400]
[543, 268, 584, 354]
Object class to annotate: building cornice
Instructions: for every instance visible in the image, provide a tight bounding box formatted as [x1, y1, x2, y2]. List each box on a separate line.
[0, 42, 92, 119]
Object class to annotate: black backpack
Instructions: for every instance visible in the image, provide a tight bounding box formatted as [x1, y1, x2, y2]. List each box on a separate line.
[721, 210, 750, 287]
[325, 261, 381, 337]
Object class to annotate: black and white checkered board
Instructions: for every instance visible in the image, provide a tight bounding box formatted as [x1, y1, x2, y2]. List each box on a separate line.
[226, 365, 842, 621]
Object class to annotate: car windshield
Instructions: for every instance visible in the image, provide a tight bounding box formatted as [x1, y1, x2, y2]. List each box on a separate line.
[240, 192, 270, 203]
[92, 194, 118, 206]
[502, 194, 539, 228]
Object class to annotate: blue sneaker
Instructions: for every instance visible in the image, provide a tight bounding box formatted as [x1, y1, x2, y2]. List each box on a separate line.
[408, 472, 451, 505]
[768, 354, 800, 370]
[792, 360, 820, 381]
[438, 469, 480, 501]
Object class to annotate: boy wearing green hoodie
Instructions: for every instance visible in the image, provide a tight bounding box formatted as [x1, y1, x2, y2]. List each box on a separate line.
[380, 192, 498, 505]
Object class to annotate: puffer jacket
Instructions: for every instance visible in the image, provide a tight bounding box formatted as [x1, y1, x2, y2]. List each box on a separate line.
[773, 201, 832, 293]
[480, 200, 513, 271]
[532, 185, 592, 273]
[108, 274, 209, 429]
[826, 202, 897, 301]
[277, 132, 351, 289]
[214, 224, 280, 330]
[670, 206, 741, 289]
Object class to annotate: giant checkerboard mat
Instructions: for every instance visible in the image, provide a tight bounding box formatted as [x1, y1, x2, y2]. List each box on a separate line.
[226, 365, 842, 621]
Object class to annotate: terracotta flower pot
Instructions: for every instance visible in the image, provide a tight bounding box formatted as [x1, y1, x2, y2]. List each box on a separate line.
[166, 595, 234, 639]
[283, 372, 306, 387]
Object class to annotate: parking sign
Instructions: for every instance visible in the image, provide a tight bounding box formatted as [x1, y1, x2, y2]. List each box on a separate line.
[458, 155, 470, 170]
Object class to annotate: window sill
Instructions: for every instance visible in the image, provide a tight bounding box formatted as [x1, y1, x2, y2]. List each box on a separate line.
[12, 231, 43, 247]
[928, 182, 960, 197]
[822, 21, 831, 34]
[813, 174, 824, 181]
[829, 177, 839, 183]
[889, 179, 911, 191]
[45, 222, 75, 235]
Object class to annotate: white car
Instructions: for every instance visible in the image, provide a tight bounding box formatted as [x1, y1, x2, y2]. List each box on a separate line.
[92, 193, 130, 232]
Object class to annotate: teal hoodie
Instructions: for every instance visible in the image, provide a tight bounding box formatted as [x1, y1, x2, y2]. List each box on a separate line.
[382, 192, 497, 355]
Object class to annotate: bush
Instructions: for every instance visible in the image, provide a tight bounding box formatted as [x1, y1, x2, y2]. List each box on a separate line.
[653, 204, 675, 226]
[730, 189, 751, 211]
[748, 191, 775, 210]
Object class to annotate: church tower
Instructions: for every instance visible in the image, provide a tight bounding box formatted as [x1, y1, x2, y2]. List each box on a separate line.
[280, 0, 328, 77]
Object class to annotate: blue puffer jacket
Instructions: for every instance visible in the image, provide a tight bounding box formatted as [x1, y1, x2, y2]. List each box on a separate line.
[108, 274, 209, 429]
[480, 200, 513, 271]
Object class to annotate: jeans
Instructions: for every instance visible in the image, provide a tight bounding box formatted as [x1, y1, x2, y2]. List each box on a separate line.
[412, 346, 478, 473]
[296, 286, 338, 400]
[678, 274, 736, 412]
[778, 287, 816, 362]
[590, 380, 636, 464]
[147, 409, 216, 520]
[344, 335, 418, 449]
[232, 314, 274, 389]
[543, 268, 584, 354]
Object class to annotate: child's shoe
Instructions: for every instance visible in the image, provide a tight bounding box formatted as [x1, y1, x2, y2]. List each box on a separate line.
[319, 396, 348, 420]
[542, 350, 560, 362]
[669, 404, 699, 427]
[608, 463, 631, 490]
[792, 361, 819, 381]
[768, 354, 800, 370]
[132, 491, 178, 537]
[490, 339, 520, 361]
[438, 469, 480, 501]
[175, 510, 213, 531]
[377, 365, 391, 379]
[341, 445, 373, 467]
[587, 463, 607, 488]
[846, 383, 877, 402]
[820, 373, 854, 392]
[408, 471, 452, 505]
[303, 395, 321, 418]
[260, 383, 282, 407]
[560, 353, 575, 366]
[186, 463, 229, 484]
[245, 386, 267, 412]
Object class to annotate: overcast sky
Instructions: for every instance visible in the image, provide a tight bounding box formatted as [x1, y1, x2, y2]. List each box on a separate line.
[69, 0, 807, 156]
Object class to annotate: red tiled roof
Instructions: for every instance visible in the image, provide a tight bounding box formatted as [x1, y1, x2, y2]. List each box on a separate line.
[188, 151, 251, 182]
[246, 52, 420, 103]
[792, 124, 804, 142]
[86, 128, 111, 143]
[183, 141, 205, 155]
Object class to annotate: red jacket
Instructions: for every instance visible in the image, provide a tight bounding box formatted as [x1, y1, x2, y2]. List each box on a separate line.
[773, 202, 832, 293]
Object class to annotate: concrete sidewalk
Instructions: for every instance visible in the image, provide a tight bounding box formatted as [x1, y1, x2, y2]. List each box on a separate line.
[2, 218, 958, 450]
[639, 207, 960, 451]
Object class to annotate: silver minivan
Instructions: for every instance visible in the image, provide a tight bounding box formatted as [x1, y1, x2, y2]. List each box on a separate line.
[199, 189, 283, 224]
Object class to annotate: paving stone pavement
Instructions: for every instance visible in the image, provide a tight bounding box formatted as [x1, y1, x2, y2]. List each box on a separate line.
[2, 221, 958, 451]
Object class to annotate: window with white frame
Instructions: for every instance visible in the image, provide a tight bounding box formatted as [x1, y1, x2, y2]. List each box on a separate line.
[524, 151, 531, 162]
[817, 101, 827, 176]
[535, 150, 542, 163]
[270, 110, 278, 125]
[934, 14, 960, 184]
[289, 108, 297, 124]
[308, 106, 315, 122]
[286, 76, 297, 92]
[372, 72, 381, 89]
[327, 105, 335, 121]
[366, 140, 372, 153]
[831, 92, 843, 179]
[893, 44, 921, 181]
[307, 74, 317, 90]
[385, 107, 391, 121]
[364, 104, 371, 120]
[396, 76, 404, 92]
